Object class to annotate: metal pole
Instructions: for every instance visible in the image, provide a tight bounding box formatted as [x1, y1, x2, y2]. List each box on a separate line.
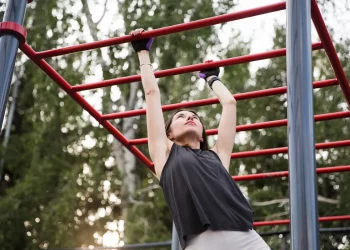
[286, 0, 320, 249]
[0, 79, 20, 183]
[0, 0, 28, 131]
[171, 222, 181, 250]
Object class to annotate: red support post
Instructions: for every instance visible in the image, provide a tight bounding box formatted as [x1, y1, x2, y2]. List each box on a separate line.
[35, 2, 286, 58]
[311, 0, 350, 107]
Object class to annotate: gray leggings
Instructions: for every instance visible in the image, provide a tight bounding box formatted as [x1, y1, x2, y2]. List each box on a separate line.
[185, 229, 271, 250]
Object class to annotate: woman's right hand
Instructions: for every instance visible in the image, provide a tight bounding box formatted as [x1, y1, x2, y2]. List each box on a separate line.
[129, 28, 154, 53]
[199, 60, 220, 80]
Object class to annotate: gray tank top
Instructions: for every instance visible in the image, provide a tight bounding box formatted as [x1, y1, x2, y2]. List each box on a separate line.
[159, 143, 254, 249]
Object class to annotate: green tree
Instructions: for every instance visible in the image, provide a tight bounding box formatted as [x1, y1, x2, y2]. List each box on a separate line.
[0, 0, 116, 249]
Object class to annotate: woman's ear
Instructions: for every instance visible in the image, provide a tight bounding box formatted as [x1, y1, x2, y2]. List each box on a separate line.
[200, 138, 203, 142]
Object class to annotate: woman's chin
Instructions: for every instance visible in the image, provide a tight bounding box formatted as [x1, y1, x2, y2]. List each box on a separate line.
[176, 129, 202, 140]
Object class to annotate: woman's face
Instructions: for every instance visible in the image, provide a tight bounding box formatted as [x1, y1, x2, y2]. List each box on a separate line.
[168, 111, 203, 142]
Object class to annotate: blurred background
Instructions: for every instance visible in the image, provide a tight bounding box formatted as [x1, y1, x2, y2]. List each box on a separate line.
[0, 0, 349, 249]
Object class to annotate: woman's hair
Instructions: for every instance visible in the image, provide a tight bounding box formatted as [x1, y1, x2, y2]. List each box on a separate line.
[165, 108, 209, 150]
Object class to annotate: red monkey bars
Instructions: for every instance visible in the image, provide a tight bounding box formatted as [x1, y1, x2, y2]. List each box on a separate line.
[17, 2, 350, 170]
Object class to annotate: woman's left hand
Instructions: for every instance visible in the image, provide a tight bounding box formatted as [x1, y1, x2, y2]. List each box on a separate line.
[129, 28, 154, 53]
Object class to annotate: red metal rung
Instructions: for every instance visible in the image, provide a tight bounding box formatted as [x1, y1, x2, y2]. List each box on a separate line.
[104, 78, 337, 121]
[233, 165, 350, 181]
[253, 215, 350, 227]
[129, 110, 349, 145]
[35, 2, 286, 58]
[72, 43, 323, 92]
[231, 140, 350, 159]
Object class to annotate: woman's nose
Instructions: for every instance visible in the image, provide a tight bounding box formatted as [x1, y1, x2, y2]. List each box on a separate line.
[187, 116, 193, 120]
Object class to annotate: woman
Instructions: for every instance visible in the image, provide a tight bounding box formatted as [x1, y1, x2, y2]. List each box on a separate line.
[130, 28, 270, 250]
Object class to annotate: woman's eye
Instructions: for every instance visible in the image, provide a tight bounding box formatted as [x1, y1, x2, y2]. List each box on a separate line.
[193, 116, 198, 119]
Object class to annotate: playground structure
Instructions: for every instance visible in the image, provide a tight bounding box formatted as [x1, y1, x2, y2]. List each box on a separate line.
[1, 0, 350, 249]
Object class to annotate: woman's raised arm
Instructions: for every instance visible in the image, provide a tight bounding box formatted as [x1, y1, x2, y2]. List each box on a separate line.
[199, 61, 237, 172]
[130, 29, 171, 177]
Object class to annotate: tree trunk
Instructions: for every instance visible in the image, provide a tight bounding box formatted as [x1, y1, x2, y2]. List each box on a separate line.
[112, 81, 139, 222]
[81, 0, 140, 243]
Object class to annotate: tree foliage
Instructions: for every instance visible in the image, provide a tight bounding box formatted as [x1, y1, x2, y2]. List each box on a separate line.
[0, 0, 349, 250]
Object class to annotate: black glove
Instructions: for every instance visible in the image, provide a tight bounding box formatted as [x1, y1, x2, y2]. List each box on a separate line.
[199, 67, 220, 80]
[131, 37, 154, 52]
[199, 60, 220, 80]
[199, 60, 220, 89]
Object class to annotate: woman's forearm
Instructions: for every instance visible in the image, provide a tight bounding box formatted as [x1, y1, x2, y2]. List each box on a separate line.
[207, 76, 236, 106]
[138, 51, 159, 93]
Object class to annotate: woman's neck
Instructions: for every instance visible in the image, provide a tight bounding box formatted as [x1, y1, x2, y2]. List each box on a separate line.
[176, 140, 201, 149]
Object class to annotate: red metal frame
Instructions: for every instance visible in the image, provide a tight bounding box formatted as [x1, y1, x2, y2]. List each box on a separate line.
[18, 1, 349, 176]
